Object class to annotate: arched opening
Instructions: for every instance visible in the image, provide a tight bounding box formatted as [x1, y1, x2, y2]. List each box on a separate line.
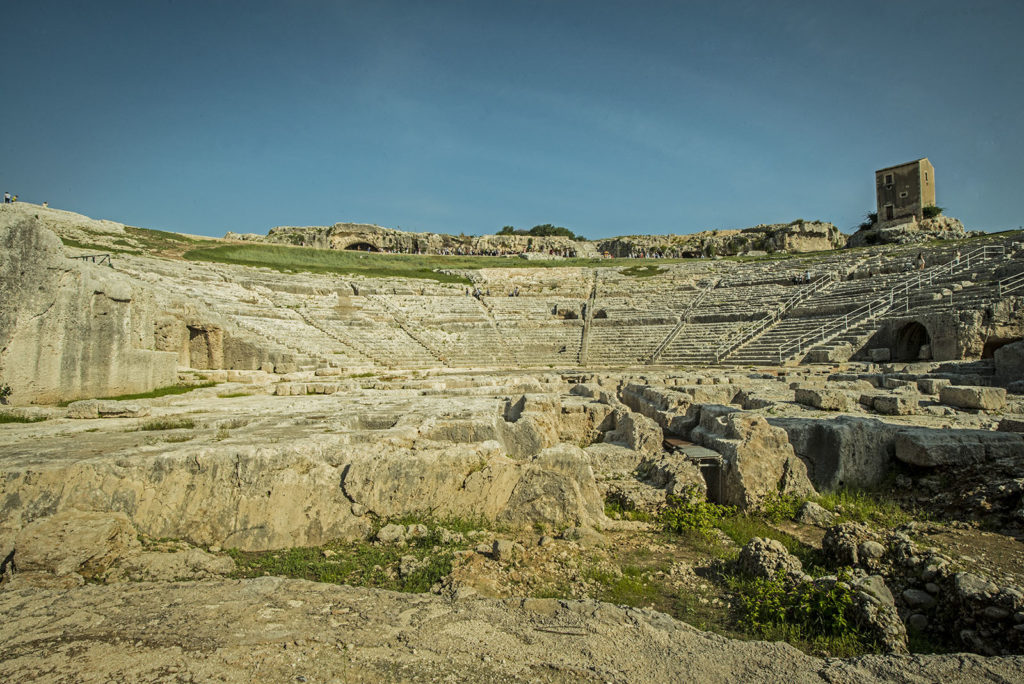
[343, 242, 379, 252]
[894, 321, 931, 361]
[983, 337, 1022, 359]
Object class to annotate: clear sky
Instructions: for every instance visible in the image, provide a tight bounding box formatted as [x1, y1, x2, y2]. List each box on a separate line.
[2, 1, 1022, 239]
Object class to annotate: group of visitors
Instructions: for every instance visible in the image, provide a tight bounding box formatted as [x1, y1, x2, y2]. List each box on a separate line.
[3, 192, 16, 203]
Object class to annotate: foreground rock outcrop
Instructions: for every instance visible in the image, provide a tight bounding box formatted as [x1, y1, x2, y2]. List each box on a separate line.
[2, 578, 1023, 683]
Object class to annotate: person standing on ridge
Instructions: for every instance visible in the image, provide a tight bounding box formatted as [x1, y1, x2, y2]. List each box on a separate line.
[3, 192, 10, 203]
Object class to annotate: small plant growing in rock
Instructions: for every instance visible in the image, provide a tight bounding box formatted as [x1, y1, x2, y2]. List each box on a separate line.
[760, 491, 803, 523]
[0, 383, 11, 405]
[921, 205, 944, 220]
[736, 569, 871, 654]
[659, 490, 736, 538]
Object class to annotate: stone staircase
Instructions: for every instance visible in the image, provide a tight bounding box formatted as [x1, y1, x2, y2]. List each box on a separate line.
[772, 244, 1007, 364]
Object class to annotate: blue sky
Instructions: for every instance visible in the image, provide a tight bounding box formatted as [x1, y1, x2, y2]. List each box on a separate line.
[2, 1, 1022, 239]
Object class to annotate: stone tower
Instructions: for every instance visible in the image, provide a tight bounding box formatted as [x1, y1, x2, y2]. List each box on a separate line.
[875, 158, 935, 223]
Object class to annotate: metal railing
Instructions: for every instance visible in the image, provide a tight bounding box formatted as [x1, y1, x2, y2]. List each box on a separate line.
[70, 253, 112, 266]
[647, 279, 718, 363]
[774, 244, 1005, 364]
[999, 270, 1024, 296]
[713, 271, 838, 363]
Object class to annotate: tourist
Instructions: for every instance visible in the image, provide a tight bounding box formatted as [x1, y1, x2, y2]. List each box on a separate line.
[917, 252, 926, 270]
[3, 192, 10, 204]
[42, 201, 48, 208]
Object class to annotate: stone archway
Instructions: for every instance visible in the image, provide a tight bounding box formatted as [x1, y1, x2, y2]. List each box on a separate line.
[894, 321, 931, 361]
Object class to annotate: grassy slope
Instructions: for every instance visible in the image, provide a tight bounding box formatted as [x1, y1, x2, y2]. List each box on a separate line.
[182, 242, 705, 283]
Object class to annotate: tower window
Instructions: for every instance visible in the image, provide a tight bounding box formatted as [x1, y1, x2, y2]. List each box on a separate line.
[884, 173, 894, 185]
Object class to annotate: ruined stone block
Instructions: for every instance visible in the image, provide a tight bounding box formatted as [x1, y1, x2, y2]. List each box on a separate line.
[873, 395, 917, 416]
[917, 377, 951, 395]
[939, 385, 1007, 411]
[794, 387, 854, 412]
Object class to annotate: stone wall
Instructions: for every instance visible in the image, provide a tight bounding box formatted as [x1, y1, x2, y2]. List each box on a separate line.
[0, 219, 178, 404]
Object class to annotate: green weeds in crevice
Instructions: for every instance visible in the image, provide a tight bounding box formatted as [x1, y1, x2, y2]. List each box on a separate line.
[228, 515, 487, 594]
[60, 381, 217, 405]
[657, 492, 826, 570]
[134, 417, 196, 431]
[603, 499, 653, 523]
[0, 414, 47, 424]
[815, 487, 921, 528]
[584, 564, 659, 606]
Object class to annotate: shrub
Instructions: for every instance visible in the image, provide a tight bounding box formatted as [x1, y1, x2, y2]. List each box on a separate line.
[659, 492, 736, 538]
[922, 205, 944, 219]
[735, 570, 873, 652]
[0, 383, 10, 405]
[760, 491, 803, 523]
[858, 212, 877, 230]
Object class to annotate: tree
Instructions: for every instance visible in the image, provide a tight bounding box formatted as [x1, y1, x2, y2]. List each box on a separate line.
[922, 205, 944, 220]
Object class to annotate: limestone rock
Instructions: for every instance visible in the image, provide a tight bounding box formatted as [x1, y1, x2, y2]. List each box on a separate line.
[66, 399, 151, 419]
[737, 537, 805, 582]
[5, 577, 1024, 682]
[794, 387, 855, 412]
[995, 341, 1024, 386]
[635, 454, 707, 499]
[940, 385, 1007, 411]
[108, 547, 235, 582]
[872, 395, 917, 416]
[376, 524, 407, 544]
[603, 408, 663, 457]
[0, 218, 177, 404]
[13, 510, 141, 579]
[822, 522, 875, 568]
[894, 427, 1024, 467]
[769, 416, 898, 491]
[692, 405, 814, 509]
[795, 501, 836, 527]
[917, 377, 951, 395]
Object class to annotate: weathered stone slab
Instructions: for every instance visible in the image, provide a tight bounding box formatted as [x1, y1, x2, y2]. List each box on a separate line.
[940, 386, 1006, 411]
[894, 428, 1024, 467]
[917, 377, 951, 395]
[872, 395, 917, 416]
[66, 400, 150, 419]
[13, 510, 141, 578]
[794, 387, 854, 412]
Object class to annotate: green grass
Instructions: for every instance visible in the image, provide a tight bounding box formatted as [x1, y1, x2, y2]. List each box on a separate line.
[619, 264, 667, 277]
[59, 236, 130, 253]
[584, 564, 660, 605]
[229, 516, 483, 594]
[217, 391, 253, 398]
[0, 414, 47, 424]
[183, 243, 709, 283]
[604, 500, 653, 522]
[816, 487, 920, 527]
[134, 417, 196, 431]
[103, 381, 216, 402]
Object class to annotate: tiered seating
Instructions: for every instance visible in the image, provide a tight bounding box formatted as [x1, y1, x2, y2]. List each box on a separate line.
[587, 322, 676, 366]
